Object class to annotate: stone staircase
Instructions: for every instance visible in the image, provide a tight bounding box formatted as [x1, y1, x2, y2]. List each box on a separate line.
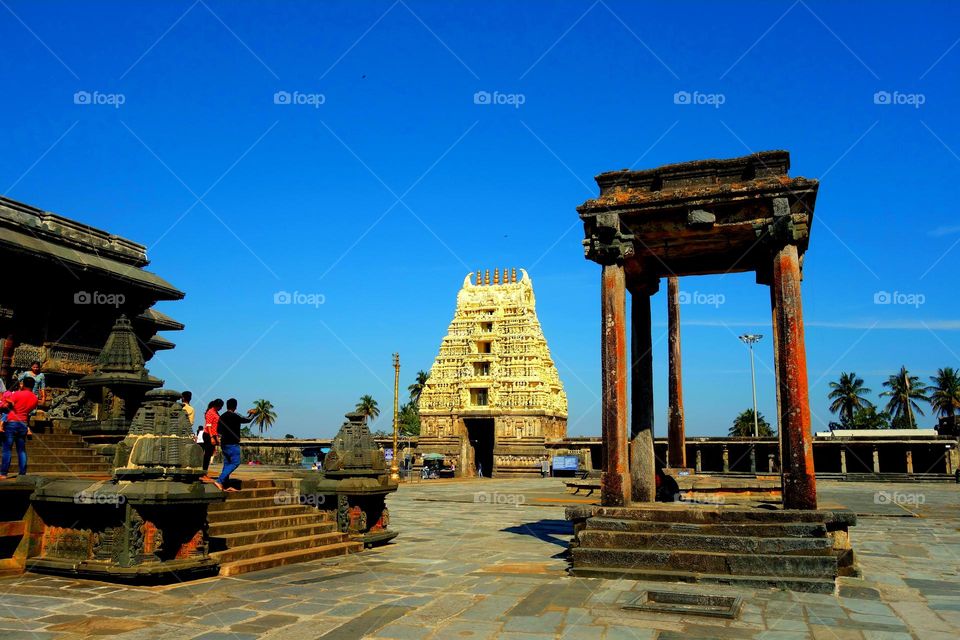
[569, 505, 856, 594]
[5, 433, 112, 475]
[207, 478, 362, 576]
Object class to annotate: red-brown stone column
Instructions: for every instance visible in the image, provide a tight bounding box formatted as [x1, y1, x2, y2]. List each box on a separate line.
[667, 277, 686, 469]
[630, 285, 656, 503]
[600, 264, 630, 506]
[771, 243, 817, 509]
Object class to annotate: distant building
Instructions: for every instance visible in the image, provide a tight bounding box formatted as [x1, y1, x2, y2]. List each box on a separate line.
[0, 195, 183, 401]
[418, 269, 567, 477]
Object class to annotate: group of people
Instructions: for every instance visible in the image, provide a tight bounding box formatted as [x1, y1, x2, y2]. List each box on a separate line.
[0, 362, 45, 479]
[182, 392, 256, 492]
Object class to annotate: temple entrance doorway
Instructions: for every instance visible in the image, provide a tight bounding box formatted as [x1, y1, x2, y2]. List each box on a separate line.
[465, 418, 494, 477]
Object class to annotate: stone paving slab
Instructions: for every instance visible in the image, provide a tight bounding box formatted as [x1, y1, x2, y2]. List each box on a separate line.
[0, 478, 958, 638]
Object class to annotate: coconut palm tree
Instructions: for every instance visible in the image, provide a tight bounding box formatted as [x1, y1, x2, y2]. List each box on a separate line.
[408, 370, 430, 406]
[827, 372, 873, 425]
[881, 366, 929, 428]
[250, 399, 277, 435]
[355, 395, 380, 422]
[728, 409, 774, 437]
[929, 367, 960, 419]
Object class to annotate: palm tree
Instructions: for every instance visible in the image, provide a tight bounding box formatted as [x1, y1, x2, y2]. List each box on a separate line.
[355, 395, 380, 422]
[408, 370, 430, 406]
[881, 366, 929, 428]
[929, 367, 960, 419]
[828, 372, 873, 425]
[729, 409, 774, 437]
[250, 399, 277, 435]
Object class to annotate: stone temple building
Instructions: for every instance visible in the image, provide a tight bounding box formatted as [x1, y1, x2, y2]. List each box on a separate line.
[418, 269, 567, 477]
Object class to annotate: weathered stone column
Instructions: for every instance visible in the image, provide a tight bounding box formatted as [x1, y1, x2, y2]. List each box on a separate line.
[906, 450, 913, 475]
[872, 446, 880, 474]
[840, 448, 847, 475]
[629, 276, 657, 503]
[695, 448, 702, 473]
[768, 453, 775, 473]
[771, 242, 817, 509]
[722, 445, 730, 472]
[600, 264, 630, 507]
[666, 277, 686, 469]
[750, 445, 757, 473]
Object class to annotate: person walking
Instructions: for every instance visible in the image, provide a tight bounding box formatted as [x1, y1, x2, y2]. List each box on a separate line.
[202, 399, 224, 476]
[214, 398, 255, 492]
[0, 377, 39, 479]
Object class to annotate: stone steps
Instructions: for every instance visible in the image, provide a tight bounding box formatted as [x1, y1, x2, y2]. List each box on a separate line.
[207, 478, 361, 576]
[571, 547, 837, 578]
[577, 530, 834, 555]
[570, 565, 837, 594]
[585, 516, 828, 538]
[4, 433, 112, 475]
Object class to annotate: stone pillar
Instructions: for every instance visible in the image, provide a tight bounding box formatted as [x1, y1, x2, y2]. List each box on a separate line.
[629, 282, 656, 503]
[771, 243, 817, 509]
[600, 264, 629, 507]
[768, 453, 775, 473]
[906, 450, 914, 475]
[722, 445, 730, 472]
[695, 448, 702, 473]
[666, 277, 686, 469]
[947, 446, 957, 475]
[749, 445, 757, 473]
[872, 446, 880, 474]
[840, 448, 847, 475]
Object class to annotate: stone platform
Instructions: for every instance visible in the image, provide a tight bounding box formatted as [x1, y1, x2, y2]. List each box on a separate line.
[567, 502, 856, 594]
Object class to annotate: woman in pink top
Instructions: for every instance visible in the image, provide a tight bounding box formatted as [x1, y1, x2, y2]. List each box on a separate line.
[201, 399, 224, 476]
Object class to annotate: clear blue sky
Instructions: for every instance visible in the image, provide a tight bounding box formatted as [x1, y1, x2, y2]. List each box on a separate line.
[2, 1, 958, 437]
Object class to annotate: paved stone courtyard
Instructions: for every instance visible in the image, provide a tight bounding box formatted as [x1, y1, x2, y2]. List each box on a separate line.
[1, 477, 959, 639]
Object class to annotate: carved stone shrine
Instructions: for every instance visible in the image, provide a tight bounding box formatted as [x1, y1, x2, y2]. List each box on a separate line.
[567, 151, 857, 592]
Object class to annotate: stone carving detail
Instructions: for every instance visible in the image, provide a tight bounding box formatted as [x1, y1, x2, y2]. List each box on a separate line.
[48, 380, 92, 419]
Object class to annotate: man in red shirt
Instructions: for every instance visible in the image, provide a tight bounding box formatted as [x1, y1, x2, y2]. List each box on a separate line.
[0, 377, 38, 479]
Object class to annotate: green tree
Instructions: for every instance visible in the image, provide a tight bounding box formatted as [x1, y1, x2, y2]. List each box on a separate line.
[355, 395, 380, 422]
[398, 401, 421, 436]
[408, 370, 430, 406]
[240, 425, 256, 438]
[250, 399, 278, 435]
[728, 409, 774, 437]
[881, 366, 929, 428]
[284, 433, 296, 439]
[828, 372, 873, 425]
[929, 367, 960, 419]
[840, 406, 892, 430]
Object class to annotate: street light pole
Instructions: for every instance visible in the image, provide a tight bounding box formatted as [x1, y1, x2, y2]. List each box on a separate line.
[739, 334, 763, 437]
[391, 353, 400, 481]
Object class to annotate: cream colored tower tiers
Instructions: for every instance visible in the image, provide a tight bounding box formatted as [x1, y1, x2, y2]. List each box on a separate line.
[418, 268, 568, 477]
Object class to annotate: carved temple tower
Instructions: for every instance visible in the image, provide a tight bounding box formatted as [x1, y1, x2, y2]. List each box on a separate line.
[418, 269, 567, 477]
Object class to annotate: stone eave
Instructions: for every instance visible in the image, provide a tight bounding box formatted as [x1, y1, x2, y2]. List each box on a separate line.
[137, 308, 186, 331]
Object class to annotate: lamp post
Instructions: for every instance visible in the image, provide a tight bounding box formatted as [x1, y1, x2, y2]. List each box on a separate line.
[739, 334, 763, 437]
[391, 353, 400, 481]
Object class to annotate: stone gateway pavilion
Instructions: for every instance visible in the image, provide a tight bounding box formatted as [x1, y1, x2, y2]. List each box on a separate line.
[418, 269, 568, 478]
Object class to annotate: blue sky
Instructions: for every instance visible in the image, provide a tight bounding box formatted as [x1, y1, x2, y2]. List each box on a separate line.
[2, 1, 958, 437]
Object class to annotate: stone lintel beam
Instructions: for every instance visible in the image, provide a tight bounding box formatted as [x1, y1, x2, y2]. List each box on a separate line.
[600, 263, 630, 507]
[772, 243, 817, 509]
